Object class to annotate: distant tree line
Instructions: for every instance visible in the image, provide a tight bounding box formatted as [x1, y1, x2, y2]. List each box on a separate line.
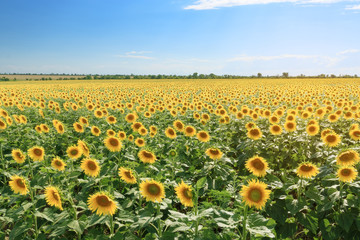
[0, 72, 359, 81]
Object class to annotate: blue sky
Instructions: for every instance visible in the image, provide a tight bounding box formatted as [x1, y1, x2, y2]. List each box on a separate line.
[0, 0, 359, 76]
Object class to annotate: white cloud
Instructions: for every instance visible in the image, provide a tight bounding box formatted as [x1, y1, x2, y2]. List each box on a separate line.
[337, 49, 360, 54]
[185, 0, 354, 10]
[115, 51, 155, 60]
[345, 4, 360, 9]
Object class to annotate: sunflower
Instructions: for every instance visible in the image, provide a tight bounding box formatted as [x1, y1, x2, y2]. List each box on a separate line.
[35, 125, 42, 133]
[165, 127, 177, 139]
[28, 146, 45, 161]
[135, 138, 146, 147]
[104, 137, 122, 152]
[51, 157, 66, 171]
[247, 127, 262, 140]
[91, 126, 101, 136]
[336, 150, 359, 166]
[81, 158, 101, 177]
[125, 113, 137, 123]
[106, 129, 116, 137]
[205, 148, 223, 160]
[73, 122, 84, 133]
[337, 166, 358, 182]
[94, 109, 103, 118]
[150, 125, 157, 133]
[173, 120, 185, 132]
[9, 175, 29, 195]
[11, 149, 26, 164]
[138, 150, 157, 164]
[321, 128, 333, 139]
[118, 167, 137, 184]
[55, 122, 65, 134]
[306, 124, 319, 136]
[139, 179, 165, 203]
[138, 127, 148, 136]
[245, 155, 268, 177]
[269, 124, 282, 135]
[40, 124, 50, 133]
[88, 192, 117, 216]
[322, 133, 341, 147]
[128, 134, 134, 142]
[67, 145, 83, 159]
[197, 131, 210, 142]
[245, 122, 256, 130]
[240, 179, 270, 210]
[117, 131, 127, 140]
[184, 126, 196, 137]
[45, 186, 63, 210]
[284, 121, 296, 132]
[175, 181, 193, 207]
[0, 119, 7, 130]
[296, 162, 319, 179]
[78, 140, 90, 157]
[106, 116, 117, 124]
[349, 129, 360, 141]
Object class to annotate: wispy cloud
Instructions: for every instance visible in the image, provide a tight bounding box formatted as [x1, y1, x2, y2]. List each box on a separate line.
[115, 51, 155, 60]
[337, 49, 360, 55]
[345, 4, 360, 9]
[185, 0, 354, 10]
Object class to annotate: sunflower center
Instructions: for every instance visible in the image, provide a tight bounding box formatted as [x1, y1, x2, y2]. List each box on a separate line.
[52, 191, 60, 201]
[354, 131, 360, 137]
[87, 161, 97, 170]
[176, 123, 183, 129]
[273, 126, 280, 132]
[96, 195, 111, 207]
[250, 129, 260, 136]
[249, 188, 262, 202]
[309, 126, 316, 132]
[186, 127, 193, 133]
[34, 149, 42, 156]
[16, 152, 22, 158]
[341, 169, 351, 176]
[326, 135, 336, 143]
[168, 129, 175, 135]
[339, 152, 355, 162]
[94, 128, 99, 133]
[210, 149, 219, 155]
[124, 171, 133, 179]
[142, 151, 153, 159]
[199, 132, 207, 138]
[55, 160, 63, 166]
[16, 179, 25, 188]
[119, 133, 125, 138]
[300, 165, 313, 172]
[183, 188, 192, 199]
[252, 159, 265, 170]
[128, 115, 134, 120]
[71, 150, 78, 156]
[109, 117, 114, 121]
[110, 139, 119, 146]
[59, 125, 63, 131]
[147, 184, 160, 195]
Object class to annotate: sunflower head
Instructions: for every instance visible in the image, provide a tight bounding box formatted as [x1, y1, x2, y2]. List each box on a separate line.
[245, 155, 268, 177]
[118, 167, 137, 184]
[73, 122, 84, 133]
[139, 179, 165, 203]
[175, 181, 193, 207]
[296, 162, 319, 179]
[165, 127, 177, 139]
[28, 146, 45, 161]
[78, 140, 90, 157]
[337, 166, 358, 182]
[55, 122, 65, 134]
[184, 126, 196, 137]
[81, 158, 101, 177]
[12, 149, 26, 164]
[284, 121, 296, 132]
[173, 120, 185, 132]
[106, 116, 117, 124]
[138, 150, 157, 164]
[91, 126, 101, 136]
[336, 150, 359, 166]
[135, 138, 146, 147]
[88, 192, 117, 216]
[269, 124, 282, 135]
[240, 179, 271, 210]
[104, 137, 122, 152]
[205, 148, 223, 160]
[349, 129, 360, 141]
[306, 124, 320, 136]
[197, 131, 210, 142]
[51, 157, 66, 171]
[9, 175, 29, 195]
[117, 131, 127, 140]
[45, 186, 63, 210]
[323, 133, 341, 147]
[67, 145, 83, 159]
[247, 127, 262, 140]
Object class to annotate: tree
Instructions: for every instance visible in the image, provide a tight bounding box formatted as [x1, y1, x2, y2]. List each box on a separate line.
[257, 73, 262, 78]
[192, 72, 198, 79]
[282, 72, 289, 78]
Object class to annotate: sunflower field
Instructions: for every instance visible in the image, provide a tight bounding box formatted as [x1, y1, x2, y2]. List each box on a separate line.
[1, 78, 360, 239]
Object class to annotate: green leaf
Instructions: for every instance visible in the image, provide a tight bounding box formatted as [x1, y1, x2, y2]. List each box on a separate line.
[9, 221, 30, 240]
[246, 213, 275, 238]
[68, 220, 84, 235]
[196, 177, 207, 189]
[338, 212, 354, 233]
[34, 211, 54, 222]
[285, 196, 306, 215]
[297, 210, 318, 234]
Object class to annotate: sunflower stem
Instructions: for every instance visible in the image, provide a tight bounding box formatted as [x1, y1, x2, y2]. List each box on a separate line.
[30, 187, 39, 239]
[242, 205, 248, 240]
[157, 203, 162, 237]
[339, 182, 344, 210]
[194, 188, 199, 237]
[0, 143, 6, 184]
[109, 214, 114, 237]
